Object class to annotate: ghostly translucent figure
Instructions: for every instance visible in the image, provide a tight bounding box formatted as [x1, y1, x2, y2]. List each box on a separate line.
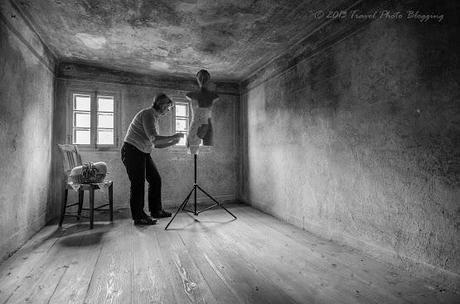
[186, 70, 219, 154]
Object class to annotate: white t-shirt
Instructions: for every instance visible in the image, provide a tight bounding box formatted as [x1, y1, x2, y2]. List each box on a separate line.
[124, 107, 160, 153]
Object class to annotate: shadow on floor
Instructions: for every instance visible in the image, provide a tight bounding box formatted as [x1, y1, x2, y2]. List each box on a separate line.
[163, 209, 238, 231]
[58, 230, 106, 247]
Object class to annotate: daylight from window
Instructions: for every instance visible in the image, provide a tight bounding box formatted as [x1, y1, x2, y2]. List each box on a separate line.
[175, 102, 189, 146]
[72, 93, 115, 146]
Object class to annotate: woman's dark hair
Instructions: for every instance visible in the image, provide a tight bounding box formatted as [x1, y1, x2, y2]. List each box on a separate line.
[152, 93, 171, 110]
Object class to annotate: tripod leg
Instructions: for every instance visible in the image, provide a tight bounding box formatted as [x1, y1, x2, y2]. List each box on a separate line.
[165, 187, 195, 230]
[181, 186, 195, 212]
[181, 195, 192, 211]
[196, 185, 237, 219]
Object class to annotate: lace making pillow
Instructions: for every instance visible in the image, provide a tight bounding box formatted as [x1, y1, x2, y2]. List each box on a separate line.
[69, 162, 107, 184]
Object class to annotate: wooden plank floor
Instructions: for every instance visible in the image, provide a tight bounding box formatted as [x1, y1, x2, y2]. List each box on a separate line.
[0, 204, 458, 304]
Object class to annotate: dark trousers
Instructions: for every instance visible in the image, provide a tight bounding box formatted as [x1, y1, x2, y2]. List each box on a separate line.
[121, 142, 162, 220]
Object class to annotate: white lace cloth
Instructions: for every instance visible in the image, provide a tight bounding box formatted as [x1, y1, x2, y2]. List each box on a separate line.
[67, 180, 112, 191]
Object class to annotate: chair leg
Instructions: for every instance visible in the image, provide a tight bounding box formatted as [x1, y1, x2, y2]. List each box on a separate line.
[109, 184, 113, 222]
[59, 188, 68, 227]
[89, 187, 95, 229]
[77, 190, 84, 220]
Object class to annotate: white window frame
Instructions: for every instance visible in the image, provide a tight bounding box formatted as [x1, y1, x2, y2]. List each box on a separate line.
[67, 90, 120, 150]
[173, 100, 190, 146]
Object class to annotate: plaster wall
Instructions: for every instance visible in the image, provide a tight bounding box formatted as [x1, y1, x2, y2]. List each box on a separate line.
[53, 67, 239, 215]
[241, 7, 460, 277]
[0, 3, 55, 261]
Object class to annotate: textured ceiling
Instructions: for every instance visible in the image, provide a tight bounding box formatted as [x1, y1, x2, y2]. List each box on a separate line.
[17, 0, 337, 80]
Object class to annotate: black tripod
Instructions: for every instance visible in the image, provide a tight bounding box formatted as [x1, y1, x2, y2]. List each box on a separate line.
[165, 154, 237, 230]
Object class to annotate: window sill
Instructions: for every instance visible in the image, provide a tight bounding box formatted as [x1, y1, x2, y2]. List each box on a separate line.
[75, 145, 121, 152]
[167, 145, 212, 154]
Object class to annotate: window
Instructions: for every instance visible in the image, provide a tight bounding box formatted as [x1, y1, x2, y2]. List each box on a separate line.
[174, 101, 189, 146]
[73, 94, 91, 144]
[96, 96, 115, 145]
[71, 92, 118, 148]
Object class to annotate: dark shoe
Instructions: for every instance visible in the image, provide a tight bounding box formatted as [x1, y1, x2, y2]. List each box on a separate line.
[134, 217, 157, 225]
[151, 210, 172, 218]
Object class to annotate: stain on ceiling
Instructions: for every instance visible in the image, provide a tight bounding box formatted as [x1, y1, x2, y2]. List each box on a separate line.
[16, 0, 339, 80]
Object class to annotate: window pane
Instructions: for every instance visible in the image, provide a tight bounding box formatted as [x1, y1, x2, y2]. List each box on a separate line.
[176, 104, 187, 117]
[75, 95, 91, 111]
[75, 112, 90, 127]
[98, 113, 113, 128]
[74, 129, 90, 144]
[98, 130, 114, 144]
[176, 118, 187, 132]
[177, 132, 186, 145]
[98, 97, 114, 112]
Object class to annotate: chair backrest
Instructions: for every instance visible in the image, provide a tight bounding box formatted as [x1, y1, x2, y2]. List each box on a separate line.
[58, 144, 83, 175]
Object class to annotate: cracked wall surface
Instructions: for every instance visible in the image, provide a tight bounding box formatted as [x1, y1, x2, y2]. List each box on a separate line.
[0, 2, 55, 261]
[241, 1, 460, 276]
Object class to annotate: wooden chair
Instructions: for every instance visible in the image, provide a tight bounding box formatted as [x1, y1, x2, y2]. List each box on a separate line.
[58, 144, 113, 229]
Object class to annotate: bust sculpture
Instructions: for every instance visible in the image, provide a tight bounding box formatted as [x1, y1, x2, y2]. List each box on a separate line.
[186, 69, 219, 154]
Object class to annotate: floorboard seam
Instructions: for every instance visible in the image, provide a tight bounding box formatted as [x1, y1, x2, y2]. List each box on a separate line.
[177, 232, 223, 304]
[1, 284, 19, 304]
[83, 244, 104, 303]
[1, 229, 64, 304]
[46, 266, 69, 304]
